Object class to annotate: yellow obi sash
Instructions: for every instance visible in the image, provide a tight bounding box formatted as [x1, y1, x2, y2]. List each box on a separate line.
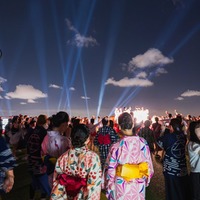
[116, 162, 149, 181]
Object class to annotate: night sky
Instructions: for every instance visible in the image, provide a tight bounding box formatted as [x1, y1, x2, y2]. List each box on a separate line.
[0, 0, 200, 118]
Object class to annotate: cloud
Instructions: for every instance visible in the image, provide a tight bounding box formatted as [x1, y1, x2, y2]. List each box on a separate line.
[175, 97, 184, 101]
[136, 72, 148, 79]
[69, 87, 75, 91]
[105, 77, 153, 87]
[155, 68, 168, 76]
[4, 96, 11, 100]
[20, 102, 27, 105]
[66, 19, 98, 47]
[66, 19, 78, 33]
[0, 95, 3, 99]
[5, 84, 47, 103]
[49, 84, 62, 89]
[0, 77, 7, 84]
[181, 90, 200, 97]
[81, 96, 90, 100]
[28, 99, 37, 103]
[0, 86, 4, 92]
[128, 48, 174, 71]
[74, 33, 98, 47]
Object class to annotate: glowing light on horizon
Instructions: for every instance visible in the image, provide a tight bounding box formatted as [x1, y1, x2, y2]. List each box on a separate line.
[133, 107, 149, 124]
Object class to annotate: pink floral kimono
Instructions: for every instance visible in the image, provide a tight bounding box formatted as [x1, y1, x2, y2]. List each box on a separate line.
[103, 135, 154, 200]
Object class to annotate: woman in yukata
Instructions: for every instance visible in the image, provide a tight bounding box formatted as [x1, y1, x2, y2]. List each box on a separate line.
[50, 124, 102, 200]
[41, 111, 72, 187]
[103, 112, 154, 200]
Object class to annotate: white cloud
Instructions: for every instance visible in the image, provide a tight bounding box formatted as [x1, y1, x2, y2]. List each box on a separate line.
[74, 33, 98, 47]
[128, 48, 174, 71]
[81, 96, 90, 100]
[105, 77, 153, 87]
[5, 84, 47, 103]
[136, 72, 148, 79]
[181, 90, 200, 97]
[66, 19, 78, 33]
[0, 95, 3, 99]
[0, 86, 4, 92]
[28, 99, 37, 103]
[49, 84, 62, 89]
[4, 96, 10, 100]
[20, 102, 27, 105]
[69, 87, 75, 91]
[155, 68, 168, 76]
[0, 77, 7, 84]
[175, 97, 184, 101]
[66, 19, 98, 47]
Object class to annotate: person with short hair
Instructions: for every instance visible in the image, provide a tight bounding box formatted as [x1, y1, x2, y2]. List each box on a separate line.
[51, 124, 102, 200]
[103, 112, 154, 200]
[27, 114, 51, 200]
[94, 117, 119, 168]
[157, 118, 190, 200]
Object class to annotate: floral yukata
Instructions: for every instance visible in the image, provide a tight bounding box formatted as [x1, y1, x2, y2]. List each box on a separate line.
[103, 136, 154, 200]
[51, 146, 102, 200]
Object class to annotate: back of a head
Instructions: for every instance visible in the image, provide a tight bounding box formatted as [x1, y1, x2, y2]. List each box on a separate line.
[37, 114, 48, 126]
[102, 117, 108, 126]
[189, 121, 199, 143]
[170, 118, 182, 132]
[118, 112, 133, 130]
[71, 124, 89, 148]
[90, 118, 95, 124]
[155, 117, 159, 123]
[144, 120, 151, 127]
[52, 111, 69, 128]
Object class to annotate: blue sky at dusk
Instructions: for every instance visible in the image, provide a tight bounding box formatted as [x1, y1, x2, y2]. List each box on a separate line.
[0, 0, 200, 118]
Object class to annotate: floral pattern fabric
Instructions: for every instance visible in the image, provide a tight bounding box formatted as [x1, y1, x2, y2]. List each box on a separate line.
[103, 136, 154, 200]
[51, 146, 102, 200]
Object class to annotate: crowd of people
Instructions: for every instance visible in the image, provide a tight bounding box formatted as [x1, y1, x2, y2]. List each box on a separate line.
[0, 110, 199, 200]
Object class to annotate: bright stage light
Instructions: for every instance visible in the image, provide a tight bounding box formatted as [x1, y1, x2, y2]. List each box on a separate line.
[133, 107, 149, 124]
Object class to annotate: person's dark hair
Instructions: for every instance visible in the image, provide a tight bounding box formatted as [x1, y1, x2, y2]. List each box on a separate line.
[71, 124, 90, 148]
[52, 111, 69, 128]
[90, 118, 95, 124]
[155, 117, 159, 122]
[12, 116, 19, 124]
[144, 120, 151, 127]
[170, 118, 182, 132]
[109, 120, 114, 129]
[102, 117, 108, 126]
[118, 112, 133, 130]
[37, 114, 48, 126]
[189, 121, 200, 144]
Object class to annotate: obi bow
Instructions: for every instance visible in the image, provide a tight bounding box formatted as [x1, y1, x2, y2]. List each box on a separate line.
[116, 162, 149, 181]
[58, 174, 87, 197]
[98, 134, 111, 145]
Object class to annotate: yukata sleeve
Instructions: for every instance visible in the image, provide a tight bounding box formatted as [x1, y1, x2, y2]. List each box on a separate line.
[85, 153, 102, 200]
[104, 145, 118, 200]
[141, 140, 154, 187]
[50, 154, 67, 200]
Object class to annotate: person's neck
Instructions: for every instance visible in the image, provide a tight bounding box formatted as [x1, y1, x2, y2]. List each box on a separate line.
[122, 129, 133, 136]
